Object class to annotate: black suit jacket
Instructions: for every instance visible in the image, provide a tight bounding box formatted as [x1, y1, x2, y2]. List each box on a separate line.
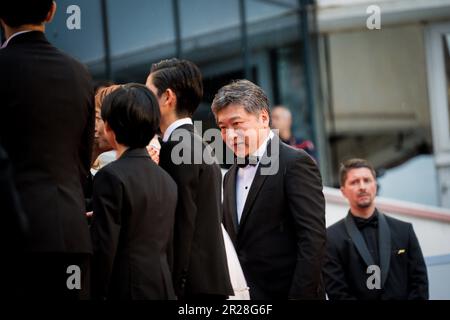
[223, 135, 326, 299]
[0, 145, 28, 249]
[159, 123, 233, 298]
[91, 148, 177, 300]
[323, 210, 429, 300]
[0, 145, 29, 297]
[0, 31, 94, 253]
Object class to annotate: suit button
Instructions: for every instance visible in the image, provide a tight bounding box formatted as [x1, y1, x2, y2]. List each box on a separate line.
[180, 278, 187, 289]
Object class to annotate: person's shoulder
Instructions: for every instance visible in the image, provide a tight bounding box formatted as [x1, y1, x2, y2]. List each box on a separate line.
[327, 218, 347, 235]
[382, 213, 413, 231]
[94, 160, 123, 185]
[155, 164, 178, 190]
[59, 50, 91, 75]
[280, 140, 314, 162]
[280, 141, 319, 176]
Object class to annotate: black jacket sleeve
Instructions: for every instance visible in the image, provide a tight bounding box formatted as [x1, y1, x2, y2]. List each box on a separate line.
[90, 168, 123, 299]
[285, 153, 326, 299]
[323, 229, 357, 300]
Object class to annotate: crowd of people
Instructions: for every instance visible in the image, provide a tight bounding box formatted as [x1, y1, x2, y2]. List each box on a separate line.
[0, 0, 429, 300]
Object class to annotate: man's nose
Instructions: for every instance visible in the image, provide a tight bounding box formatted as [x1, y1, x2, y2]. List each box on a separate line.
[226, 128, 238, 140]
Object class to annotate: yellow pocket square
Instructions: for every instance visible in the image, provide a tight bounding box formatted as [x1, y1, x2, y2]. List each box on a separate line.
[397, 249, 406, 255]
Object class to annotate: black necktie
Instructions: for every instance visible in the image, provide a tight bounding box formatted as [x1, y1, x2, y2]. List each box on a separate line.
[235, 155, 259, 168]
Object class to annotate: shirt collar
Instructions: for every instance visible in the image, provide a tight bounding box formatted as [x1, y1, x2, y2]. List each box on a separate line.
[237, 130, 274, 170]
[1, 30, 35, 49]
[162, 117, 193, 142]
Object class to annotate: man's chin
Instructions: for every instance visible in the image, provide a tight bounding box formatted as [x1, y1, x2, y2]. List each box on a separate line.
[357, 201, 372, 209]
[232, 146, 247, 158]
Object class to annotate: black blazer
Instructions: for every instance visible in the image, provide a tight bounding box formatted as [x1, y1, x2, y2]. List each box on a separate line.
[159, 123, 233, 298]
[0, 145, 28, 252]
[223, 135, 326, 299]
[0, 145, 29, 296]
[323, 210, 429, 300]
[0, 31, 94, 253]
[91, 148, 177, 300]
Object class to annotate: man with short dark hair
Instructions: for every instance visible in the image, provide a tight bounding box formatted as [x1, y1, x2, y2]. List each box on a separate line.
[213, 79, 326, 300]
[323, 158, 429, 300]
[0, 0, 94, 298]
[146, 58, 233, 300]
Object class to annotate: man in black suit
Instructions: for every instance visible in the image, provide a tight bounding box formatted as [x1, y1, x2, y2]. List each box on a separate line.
[0, 1, 94, 298]
[90, 84, 177, 300]
[212, 79, 326, 300]
[146, 58, 233, 300]
[323, 158, 429, 300]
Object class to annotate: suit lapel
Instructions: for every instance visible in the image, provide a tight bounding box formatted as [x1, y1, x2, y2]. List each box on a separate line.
[345, 213, 375, 267]
[225, 165, 239, 237]
[377, 211, 391, 287]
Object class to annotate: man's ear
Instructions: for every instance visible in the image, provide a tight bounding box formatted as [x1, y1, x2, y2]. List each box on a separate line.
[103, 121, 117, 147]
[340, 186, 347, 199]
[164, 88, 177, 110]
[45, 1, 57, 23]
[260, 109, 270, 128]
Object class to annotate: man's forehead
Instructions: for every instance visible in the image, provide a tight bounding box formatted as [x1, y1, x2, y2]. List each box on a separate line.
[218, 105, 254, 119]
[218, 114, 244, 124]
[347, 167, 375, 178]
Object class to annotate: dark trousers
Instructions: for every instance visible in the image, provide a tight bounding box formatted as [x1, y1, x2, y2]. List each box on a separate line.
[15, 253, 91, 300]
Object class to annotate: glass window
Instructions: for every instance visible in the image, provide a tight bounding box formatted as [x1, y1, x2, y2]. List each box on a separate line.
[46, 0, 104, 63]
[107, 0, 175, 57]
[246, 0, 296, 23]
[277, 45, 312, 143]
[179, 0, 240, 39]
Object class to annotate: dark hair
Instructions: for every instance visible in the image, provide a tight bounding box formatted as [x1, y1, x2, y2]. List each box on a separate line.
[0, 0, 53, 28]
[339, 158, 376, 187]
[101, 83, 160, 149]
[150, 58, 203, 117]
[211, 79, 270, 117]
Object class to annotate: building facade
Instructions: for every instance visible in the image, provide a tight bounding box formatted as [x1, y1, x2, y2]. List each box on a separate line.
[40, 0, 450, 208]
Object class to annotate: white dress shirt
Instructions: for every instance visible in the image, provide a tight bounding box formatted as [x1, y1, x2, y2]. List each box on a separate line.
[1, 30, 34, 49]
[162, 117, 193, 142]
[236, 130, 274, 224]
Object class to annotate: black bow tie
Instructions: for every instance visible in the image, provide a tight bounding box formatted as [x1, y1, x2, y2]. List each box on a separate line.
[236, 156, 259, 168]
[353, 213, 378, 230]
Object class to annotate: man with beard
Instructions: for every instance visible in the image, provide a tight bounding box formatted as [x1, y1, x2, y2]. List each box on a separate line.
[323, 158, 428, 300]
